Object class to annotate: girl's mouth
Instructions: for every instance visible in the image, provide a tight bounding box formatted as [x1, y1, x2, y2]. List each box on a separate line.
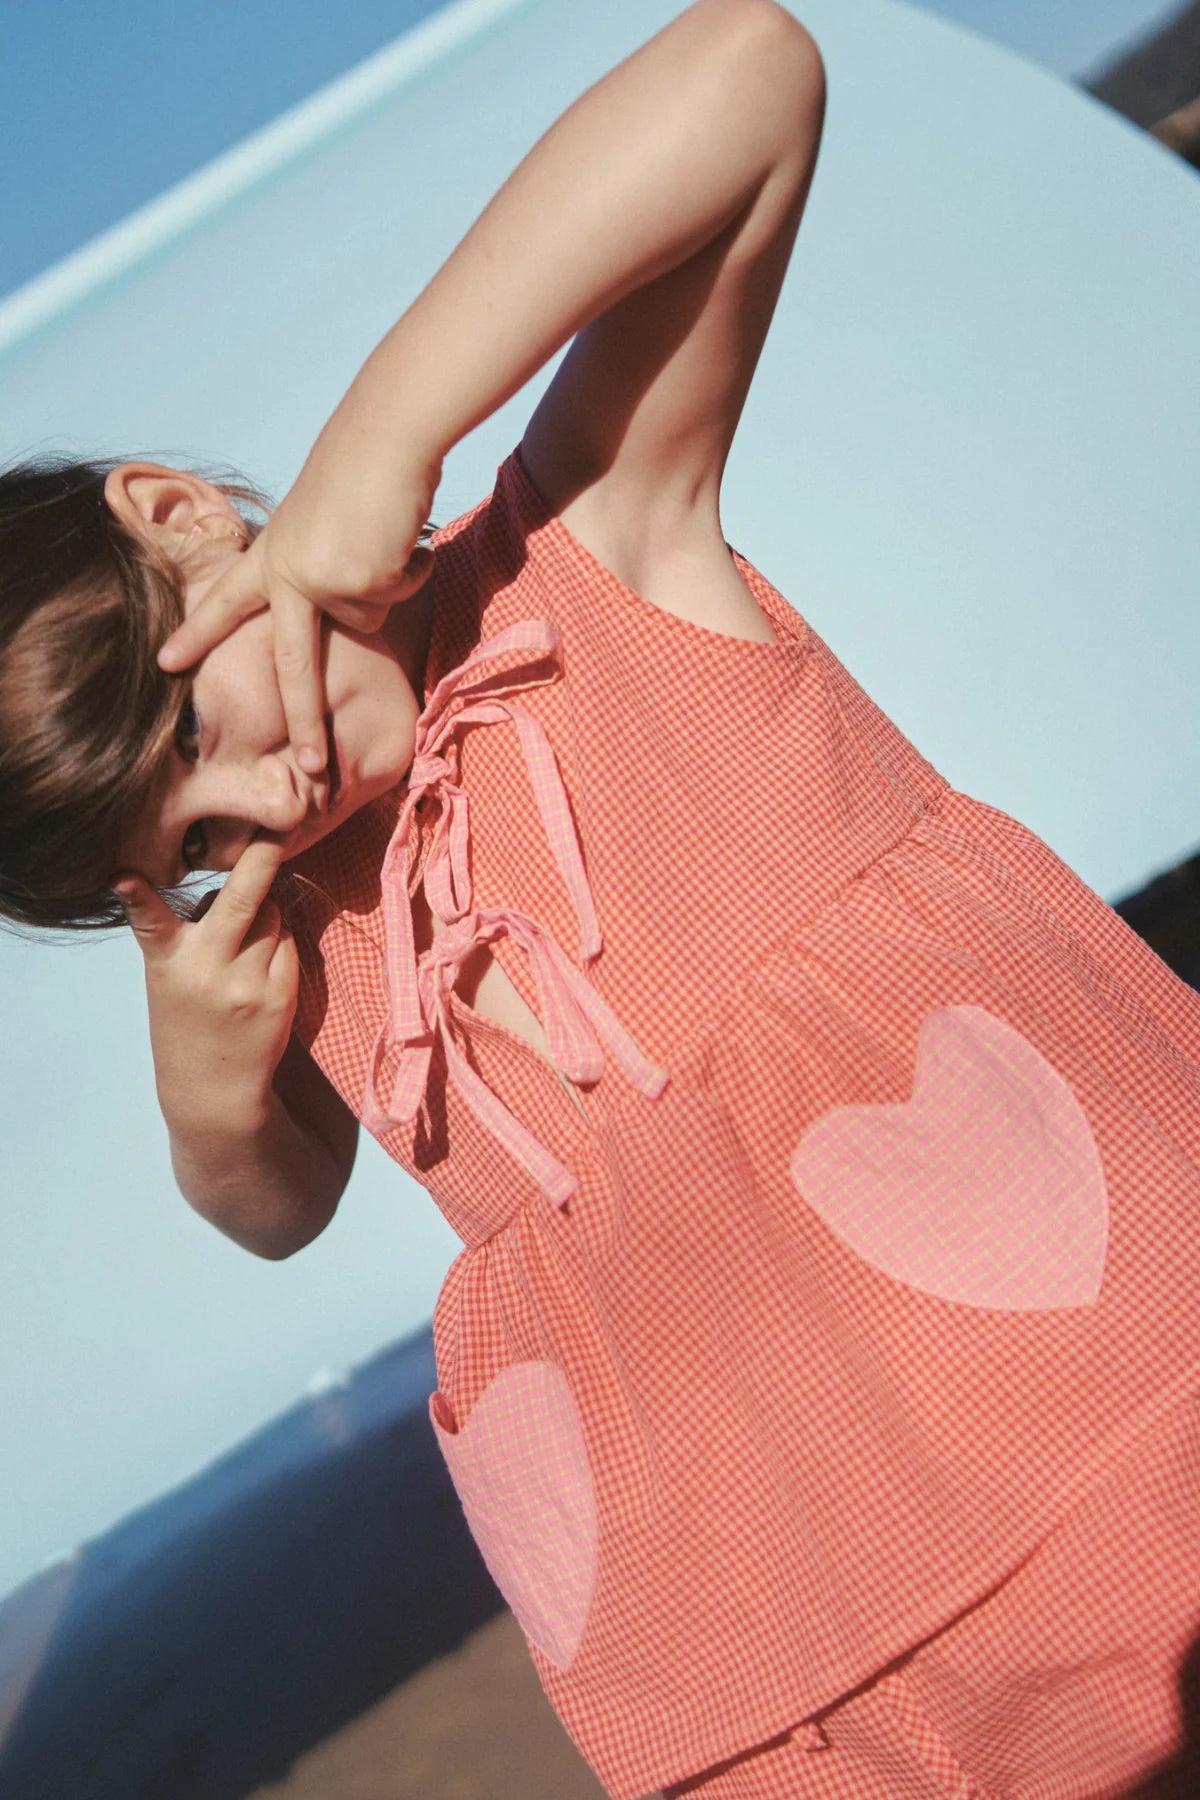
[325, 719, 341, 806]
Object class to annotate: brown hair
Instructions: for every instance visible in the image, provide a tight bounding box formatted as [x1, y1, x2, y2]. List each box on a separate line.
[0, 452, 434, 936]
[0, 454, 260, 932]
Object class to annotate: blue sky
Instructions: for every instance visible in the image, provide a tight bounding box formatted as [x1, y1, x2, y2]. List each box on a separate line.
[1, 0, 439, 298]
[0, 0, 1186, 301]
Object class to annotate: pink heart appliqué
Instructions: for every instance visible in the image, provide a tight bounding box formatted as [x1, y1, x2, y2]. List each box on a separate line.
[789, 1004, 1109, 1311]
[430, 1361, 598, 1670]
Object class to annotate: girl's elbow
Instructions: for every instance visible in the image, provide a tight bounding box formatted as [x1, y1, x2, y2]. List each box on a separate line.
[187, 1177, 344, 1262]
[772, 8, 827, 105]
[267, 1181, 345, 1261]
[731, 0, 825, 61]
[728, 1, 828, 120]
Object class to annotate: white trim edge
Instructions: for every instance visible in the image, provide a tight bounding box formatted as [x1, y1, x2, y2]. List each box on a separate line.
[0, 0, 527, 357]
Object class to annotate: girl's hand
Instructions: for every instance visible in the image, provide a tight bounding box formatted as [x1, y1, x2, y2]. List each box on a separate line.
[113, 839, 300, 1140]
[157, 449, 442, 774]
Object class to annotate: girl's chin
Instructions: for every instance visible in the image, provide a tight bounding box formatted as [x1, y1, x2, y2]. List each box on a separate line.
[284, 764, 410, 862]
[292, 808, 359, 859]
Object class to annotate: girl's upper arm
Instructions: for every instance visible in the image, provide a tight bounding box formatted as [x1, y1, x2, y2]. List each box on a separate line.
[519, 11, 826, 617]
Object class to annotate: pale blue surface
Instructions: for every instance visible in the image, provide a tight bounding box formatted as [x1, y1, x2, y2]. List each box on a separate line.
[1, 0, 1198, 1602]
[917, 0, 1186, 81]
[1, 1, 1185, 298]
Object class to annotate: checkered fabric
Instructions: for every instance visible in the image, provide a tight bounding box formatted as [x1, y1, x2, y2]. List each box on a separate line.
[286, 445, 1200, 1800]
[664, 1374, 1200, 1798]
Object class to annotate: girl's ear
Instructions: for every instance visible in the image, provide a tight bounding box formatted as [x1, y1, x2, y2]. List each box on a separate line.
[103, 463, 233, 560]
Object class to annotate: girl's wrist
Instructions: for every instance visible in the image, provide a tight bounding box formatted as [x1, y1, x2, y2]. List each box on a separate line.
[308, 384, 444, 514]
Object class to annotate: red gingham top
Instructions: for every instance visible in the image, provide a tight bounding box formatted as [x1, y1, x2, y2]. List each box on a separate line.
[287, 445, 1200, 1799]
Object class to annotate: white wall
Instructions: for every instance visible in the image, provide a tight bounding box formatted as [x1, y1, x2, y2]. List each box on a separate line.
[2, 0, 1198, 1601]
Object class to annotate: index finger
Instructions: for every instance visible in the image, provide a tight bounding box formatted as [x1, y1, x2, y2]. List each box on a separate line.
[201, 838, 291, 954]
[271, 581, 328, 775]
[157, 554, 265, 673]
[111, 873, 186, 957]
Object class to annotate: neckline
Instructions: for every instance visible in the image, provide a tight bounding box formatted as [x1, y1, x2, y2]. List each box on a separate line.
[505, 441, 811, 660]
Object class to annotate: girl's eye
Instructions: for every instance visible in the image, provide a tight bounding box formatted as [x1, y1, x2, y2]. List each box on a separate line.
[174, 695, 207, 869]
[182, 821, 209, 871]
[176, 698, 201, 755]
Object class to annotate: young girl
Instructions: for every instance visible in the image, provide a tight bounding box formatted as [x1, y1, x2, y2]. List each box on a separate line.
[5, 1, 1199, 1794]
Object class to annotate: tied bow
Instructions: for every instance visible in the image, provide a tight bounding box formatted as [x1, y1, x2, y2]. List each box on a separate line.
[363, 619, 668, 1204]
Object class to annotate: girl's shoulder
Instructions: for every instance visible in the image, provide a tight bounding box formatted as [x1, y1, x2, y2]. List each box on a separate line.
[432, 443, 807, 666]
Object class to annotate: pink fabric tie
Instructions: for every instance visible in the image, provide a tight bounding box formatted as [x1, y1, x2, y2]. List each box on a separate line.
[362, 619, 668, 1206]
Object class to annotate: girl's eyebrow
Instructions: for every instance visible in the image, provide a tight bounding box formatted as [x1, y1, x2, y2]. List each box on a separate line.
[154, 684, 199, 889]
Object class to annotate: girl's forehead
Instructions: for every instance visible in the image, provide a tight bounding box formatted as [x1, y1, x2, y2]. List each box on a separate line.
[191, 616, 283, 712]
[193, 610, 270, 674]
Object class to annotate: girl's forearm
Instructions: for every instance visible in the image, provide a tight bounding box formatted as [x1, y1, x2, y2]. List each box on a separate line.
[168, 1090, 344, 1261]
[318, 0, 820, 474]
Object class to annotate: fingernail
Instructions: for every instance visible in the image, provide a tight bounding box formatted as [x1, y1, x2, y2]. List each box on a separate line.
[298, 746, 325, 774]
[111, 883, 134, 905]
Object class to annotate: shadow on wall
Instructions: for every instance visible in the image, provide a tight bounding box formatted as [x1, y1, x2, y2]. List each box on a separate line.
[1113, 851, 1200, 988]
[3, 1329, 1200, 1798]
[0, 1331, 505, 1800]
[1085, 0, 1200, 165]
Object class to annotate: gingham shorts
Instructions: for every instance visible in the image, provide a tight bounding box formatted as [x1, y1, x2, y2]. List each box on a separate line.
[663, 1383, 1200, 1800]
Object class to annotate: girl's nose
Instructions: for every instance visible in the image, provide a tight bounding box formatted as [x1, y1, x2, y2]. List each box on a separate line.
[201, 755, 311, 864]
[251, 754, 312, 836]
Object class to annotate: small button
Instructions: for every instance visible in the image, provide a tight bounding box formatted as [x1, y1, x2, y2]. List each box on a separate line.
[796, 1719, 829, 1751]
